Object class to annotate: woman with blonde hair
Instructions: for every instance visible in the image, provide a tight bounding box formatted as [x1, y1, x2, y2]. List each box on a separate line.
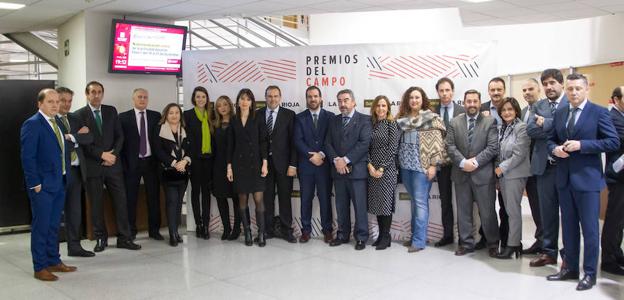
[396, 87, 447, 253]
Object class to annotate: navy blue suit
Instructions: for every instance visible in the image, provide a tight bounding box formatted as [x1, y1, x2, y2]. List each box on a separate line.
[20, 112, 71, 272]
[294, 108, 335, 235]
[547, 100, 619, 276]
[526, 96, 568, 258]
[325, 110, 372, 242]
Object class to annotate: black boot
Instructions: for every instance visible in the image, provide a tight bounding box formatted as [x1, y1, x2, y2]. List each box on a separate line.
[372, 216, 382, 247]
[256, 210, 266, 247]
[240, 209, 252, 246]
[221, 217, 231, 240]
[228, 208, 245, 240]
[496, 245, 522, 259]
[196, 223, 204, 238]
[376, 216, 392, 250]
[203, 224, 210, 240]
[169, 232, 178, 247]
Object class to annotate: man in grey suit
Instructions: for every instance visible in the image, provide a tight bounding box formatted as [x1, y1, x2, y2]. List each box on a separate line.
[325, 89, 372, 250]
[526, 68, 568, 267]
[446, 89, 500, 257]
[520, 78, 543, 255]
[433, 77, 465, 247]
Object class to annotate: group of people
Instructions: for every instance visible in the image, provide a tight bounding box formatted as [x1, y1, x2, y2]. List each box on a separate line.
[20, 71, 624, 291]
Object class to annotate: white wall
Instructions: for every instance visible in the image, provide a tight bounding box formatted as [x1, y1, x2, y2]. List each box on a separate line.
[58, 11, 179, 113]
[310, 8, 624, 76]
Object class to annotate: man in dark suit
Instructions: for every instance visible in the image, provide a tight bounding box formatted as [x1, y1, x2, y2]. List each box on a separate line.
[119, 88, 162, 241]
[526, 69, 568, 267]
[600, 86, 624, 276]
[325, 89, 372, 250]
[294, 86, 335, 243]
[519, 78, 543, 255]
[479, 77, 508, 250]
[446, 89, 500, 257]
[433, 77, 465, 247]
[75, 81, 140, 252]
[57, 87, 95, 258]
[546, 73, 619, 290]
[21, 89, 76, 281]
[257, 85, 297, 242]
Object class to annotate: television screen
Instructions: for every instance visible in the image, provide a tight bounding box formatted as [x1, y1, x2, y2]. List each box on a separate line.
[109, 19, 187, 75]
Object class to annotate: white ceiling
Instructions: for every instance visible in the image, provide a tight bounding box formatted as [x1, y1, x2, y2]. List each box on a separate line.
[1, 0, 623, 33]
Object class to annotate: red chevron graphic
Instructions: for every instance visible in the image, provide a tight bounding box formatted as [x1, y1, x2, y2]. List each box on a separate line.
[367, 54, 481, 80]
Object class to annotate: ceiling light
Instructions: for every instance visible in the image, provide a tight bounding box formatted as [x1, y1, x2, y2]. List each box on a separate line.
[461, 0, 495, 3]
[0, 2, 25, 10]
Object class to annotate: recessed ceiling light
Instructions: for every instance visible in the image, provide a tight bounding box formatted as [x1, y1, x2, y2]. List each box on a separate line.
[0, 2, 25, 10]
[461, 0, 495, 3]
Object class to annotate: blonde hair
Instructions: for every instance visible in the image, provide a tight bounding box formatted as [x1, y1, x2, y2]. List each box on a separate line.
[370, 95, 394, 124]
[213, 95, 235, 128]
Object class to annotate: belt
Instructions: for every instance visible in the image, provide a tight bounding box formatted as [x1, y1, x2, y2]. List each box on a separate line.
[547, 160, 557, 166]
[139, 156, 152, 161]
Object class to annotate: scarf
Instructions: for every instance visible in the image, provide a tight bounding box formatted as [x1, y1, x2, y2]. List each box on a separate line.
[194, 107, 212, 154]
[499, 118, 519, 144]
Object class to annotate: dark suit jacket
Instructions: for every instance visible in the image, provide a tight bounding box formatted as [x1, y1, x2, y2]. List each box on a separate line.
[606, 108, 624, 184]
[20, 112, 71, 192]
[75, 104, 124, 177]
[257, 106, 297, 174]
[521, 105, 536, 159]
[183, 109, 214, 159]
[434, 101, 465, 119]
[58, 113, 93, 183]
[119, 108, 161, 172]
[547, 101, 619, 192]
[445, 113, 499, 185]
[324, 110, 372, 179]
[526, 96, 569, 176]
[294, 109, 335, 175]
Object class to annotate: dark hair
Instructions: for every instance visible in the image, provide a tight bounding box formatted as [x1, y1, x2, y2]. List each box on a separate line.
[265, 85, 281, 97]
[306, 85, 322, 98]
[336, 89, 354, 100]
[236, 88, 256, 118]
[499, 97, 521, 121]
[397, 86, 430, 118]
[566, 73, 588, 86]
[435, 77, 454, 91]
[85, 81, 104, 94]
[37, 88, 56, 103]
[612, 86, 623, 101]
[56, 86, 74, 96]
[540, 68, 564, 85]
[159, 103, 185, 128]
[370, 95, 394, 123]
[464, 89, 481, 101]
[191, 86, 209, 108]
[488, 77, 506, 90]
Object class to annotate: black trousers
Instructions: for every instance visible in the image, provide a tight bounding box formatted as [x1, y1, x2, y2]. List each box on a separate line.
[525, 175, 543, 244]
[189, 157, 212, 227]
[479, 190, 508, 247]
[125, 157, 161, 236]
[437, 165, 454, 240]
[216, 195, 243, 233]
[164, 180, 187, 237]
[602, 183, 624, 264]
[86, 166, 131, 240]
[264, 157, 294, 235]
[64, 166, 84, 252]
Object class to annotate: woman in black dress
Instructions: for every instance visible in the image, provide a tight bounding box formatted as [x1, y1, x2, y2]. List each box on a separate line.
[212, 95, 248, 240]
[227, 89, 269, 247]
[183, 86, 214, 239]
[154, 103, 191, 247]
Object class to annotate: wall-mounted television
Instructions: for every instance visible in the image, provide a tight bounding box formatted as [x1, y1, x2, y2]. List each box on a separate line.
[109, 19, 187, 75]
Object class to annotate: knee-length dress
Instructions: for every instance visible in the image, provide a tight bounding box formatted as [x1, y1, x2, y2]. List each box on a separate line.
[227, 114, 268, 193]
[212, 123, 234, 198]
[367, 119, 400, 215]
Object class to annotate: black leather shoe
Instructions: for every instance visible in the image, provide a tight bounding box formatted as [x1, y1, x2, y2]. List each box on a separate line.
[496, 246, 522, 259]
[601, 263, 624, 276]
[284, 233, 297, 243]
[244, 229, 253, 246]
[521, 241, 542, 255]
[434, 237, 454, 247]
[228, 228, 241, 241]
[203, 226, 210, 240]
[169, 237, 178, 247]
[149, 232, 164, 241]
[196, 224, 204, 238]
[546, 268, 580, 281]
[116, 240, 141, 250]
[616, 256, 624, 267]
[355, 241, 365, 250]
[257, 233, 266, 247]
[474, 238, 487, 250]
[175, 233, 183, 243]
[488, 247, 499, 258]
[68, 248, 95, 257]
[329, 239, 348, 247]
[94, 239, 107, 252]
[221, 230, 230, 240]
[576, 274, 596, 291]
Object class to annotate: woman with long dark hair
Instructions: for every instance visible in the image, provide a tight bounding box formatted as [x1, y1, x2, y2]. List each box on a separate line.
[227, 89, 269, 247]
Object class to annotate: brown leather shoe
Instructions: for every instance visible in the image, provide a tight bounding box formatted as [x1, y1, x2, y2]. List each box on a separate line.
[488, 248, 499, 258]
[530, 254, 557, 267]
[34, 269, 58, 281]
[323, 232, 333, 243]
[454, 246, 474, 256]
[299, 232, 311, 243]
[47, 262, 77, 273]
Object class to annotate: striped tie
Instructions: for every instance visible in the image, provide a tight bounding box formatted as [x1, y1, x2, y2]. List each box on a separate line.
[267, 110, 274, 135]
[549, 101, 557, 115]
[468, 117, 475, 146]
[61, 116, 78, 162]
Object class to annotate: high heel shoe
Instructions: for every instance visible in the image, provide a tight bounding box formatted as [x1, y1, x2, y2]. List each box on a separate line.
[196, 224, 204, 238]
[244, 229, 253, 246]
[203, 225, 210, 240]
[175, 232, 183, 243]
[221, 230, 230, 240]
[257, 232, 266, 247]
[496, 246, 522, 259]
[228, 228, 241, 241]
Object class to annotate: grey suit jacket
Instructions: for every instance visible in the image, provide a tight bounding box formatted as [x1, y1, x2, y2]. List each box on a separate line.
[497, 121, 531, 179]
[526, 96, 568, 176]
[446, 113, 499, 185]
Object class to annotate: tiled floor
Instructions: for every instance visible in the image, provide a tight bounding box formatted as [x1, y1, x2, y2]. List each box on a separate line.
[1, 217, 623, 300]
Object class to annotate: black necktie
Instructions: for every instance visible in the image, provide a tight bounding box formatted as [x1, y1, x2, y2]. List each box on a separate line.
[139, 111, 147, 157]
[443, 106, 449, 127]
[567, 107, 579, 137]
[468, 117, 475, 146]
[312, 113, 318, 128]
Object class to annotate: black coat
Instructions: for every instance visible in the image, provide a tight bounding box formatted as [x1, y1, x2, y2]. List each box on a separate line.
[58, 112, 93, 183]
[227, 114, 268, 193]
[118, 109, 161, 172]
[256, 107, 297, 174]
[212, 123, 234, 198]
[75, 104, 124, 177]
[606, 108, 624, 184]
[183, 109, 214, 159]
[153, 123, 191, 183]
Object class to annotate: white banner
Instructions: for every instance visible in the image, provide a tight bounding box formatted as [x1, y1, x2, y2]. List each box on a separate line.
[183, 41, 497, 242]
